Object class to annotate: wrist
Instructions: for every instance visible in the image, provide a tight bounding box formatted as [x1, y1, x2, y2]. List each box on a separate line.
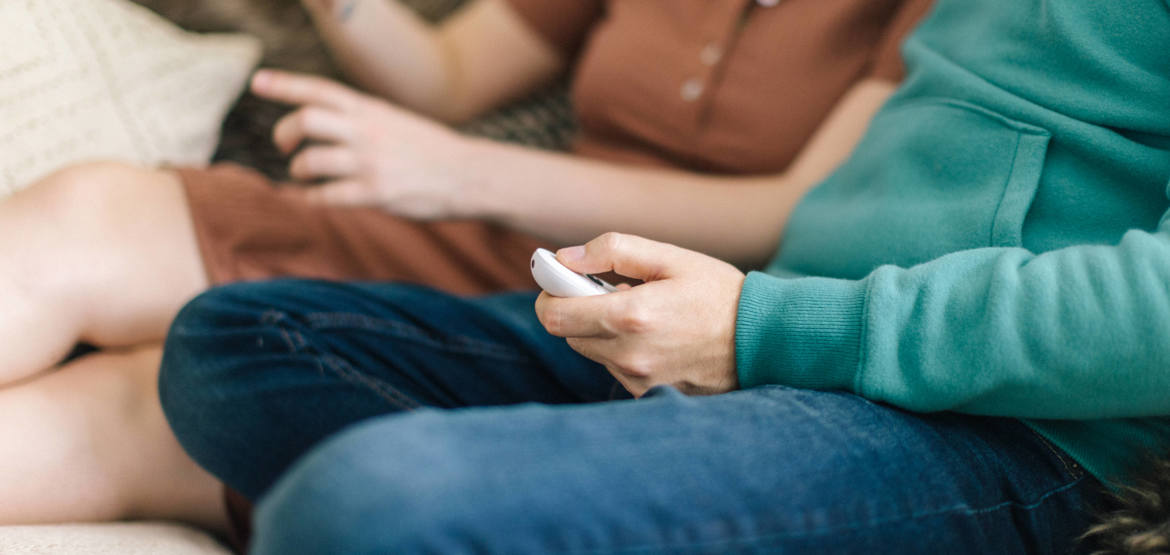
[446, 136, 512, 220]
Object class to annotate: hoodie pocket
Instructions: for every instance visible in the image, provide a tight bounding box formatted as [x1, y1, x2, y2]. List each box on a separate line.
[779, 98, 1052, 278]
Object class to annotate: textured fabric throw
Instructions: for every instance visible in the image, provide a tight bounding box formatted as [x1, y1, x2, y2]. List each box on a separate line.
[0, 0, 261, 197]
[132, 0, 576, 179]
[0, 523, 232, 554]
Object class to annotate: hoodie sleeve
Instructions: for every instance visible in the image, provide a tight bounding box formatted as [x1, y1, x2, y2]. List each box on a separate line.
[736, 208, 1170, 420]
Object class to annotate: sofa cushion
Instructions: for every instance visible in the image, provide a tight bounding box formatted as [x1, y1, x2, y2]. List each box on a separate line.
[0, 523, 231, 555]
[0, 0, 260, 197]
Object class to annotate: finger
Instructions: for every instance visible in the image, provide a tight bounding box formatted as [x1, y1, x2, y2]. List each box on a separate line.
[251, 69, 362, 111]
[562, 336, 653, 397]
[592, 366, 652, 399]
[289, 146, 360, 181]
[298, 180, 377, 207]
[534, 293, 617, 338]
[618, 377, 650, 399]
[273, 107, 355, 155]
[564, 337, 611, 365]
[557, 232, 690, 281]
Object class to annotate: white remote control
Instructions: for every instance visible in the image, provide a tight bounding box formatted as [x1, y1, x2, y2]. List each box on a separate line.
[530, 248, 618, 297]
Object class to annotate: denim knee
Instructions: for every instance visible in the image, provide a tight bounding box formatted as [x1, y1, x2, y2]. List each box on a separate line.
[159, 282, 313, 495]
[160, 280, 318, 430]
[251, 411, 542, 555]
[158, 286, 252, 472]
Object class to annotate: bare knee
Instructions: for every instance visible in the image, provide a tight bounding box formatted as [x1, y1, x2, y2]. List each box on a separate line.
[34, 161, 182, 220]
[13, 162, 186, 255]
[6, 161, 182, 290]
[0, 346, 164, 523]
[5, 161, 202, 346]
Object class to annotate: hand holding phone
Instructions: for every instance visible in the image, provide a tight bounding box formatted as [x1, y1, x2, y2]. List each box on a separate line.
[530, 248, 618, 297]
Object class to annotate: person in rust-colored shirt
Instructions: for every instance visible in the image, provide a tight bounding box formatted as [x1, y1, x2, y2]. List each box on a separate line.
[0, 0, 932, 545]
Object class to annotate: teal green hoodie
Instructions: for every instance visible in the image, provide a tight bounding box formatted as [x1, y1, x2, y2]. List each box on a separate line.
[736, 0, 1170, 483]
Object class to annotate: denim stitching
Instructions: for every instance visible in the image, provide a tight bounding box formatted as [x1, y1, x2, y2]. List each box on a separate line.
[1022, 426, 1084, 479]
[260, 310, 421, 411]
[290, 330, 308, 351]
[304, 312, 535, 364]
[316, 353, 420, 411]
[263, 312, 309, 354]
[564, 475, 1090, 554]
[277, 327, 297, 353]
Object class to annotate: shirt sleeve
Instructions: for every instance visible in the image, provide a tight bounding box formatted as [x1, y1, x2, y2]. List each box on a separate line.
[500, 0, 604, 57]
[866, 0, 937, 82]
[735, 204, 1170, 421]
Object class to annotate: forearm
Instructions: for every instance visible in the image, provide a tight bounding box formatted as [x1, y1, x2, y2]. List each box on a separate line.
[302, 0, 454, 119]
[303, 0, 561, 123]
[454, 79, 896, 269]
[459, 140, 799, 269]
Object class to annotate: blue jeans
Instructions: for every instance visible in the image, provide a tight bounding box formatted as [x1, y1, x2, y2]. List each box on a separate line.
[160, 280, 1102, 554]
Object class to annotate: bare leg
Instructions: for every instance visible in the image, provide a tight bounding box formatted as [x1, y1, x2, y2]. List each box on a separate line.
[0, 344, 228, 535]
[0, 162, 208, 384]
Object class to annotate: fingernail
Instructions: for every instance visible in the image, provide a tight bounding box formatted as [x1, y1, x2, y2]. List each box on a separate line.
[252, 70, 271, 87]
[557, 246, 586, 262]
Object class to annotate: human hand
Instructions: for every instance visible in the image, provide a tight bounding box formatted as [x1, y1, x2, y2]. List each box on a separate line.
[299, 0, 352, 19]
[252, 69, 471, 220]
[534, 233, 746, 397]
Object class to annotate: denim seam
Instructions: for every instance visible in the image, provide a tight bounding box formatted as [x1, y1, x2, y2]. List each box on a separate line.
[565, 475, 1090, 554]
[1021, 425, 1084, 480]
[304, 312, 536, 364]
[316, 353, 421, 411]
[263, 310, 422, 411]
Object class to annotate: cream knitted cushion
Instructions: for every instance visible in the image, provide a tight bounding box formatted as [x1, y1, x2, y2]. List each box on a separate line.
[0, 0, 261, 197]
[0, 523, 231, 554]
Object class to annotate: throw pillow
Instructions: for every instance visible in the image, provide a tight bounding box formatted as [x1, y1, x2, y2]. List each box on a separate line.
[0, 0, 261, 197]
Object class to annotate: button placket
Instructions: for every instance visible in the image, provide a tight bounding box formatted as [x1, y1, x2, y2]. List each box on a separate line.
[681, 39, 726, 102]
[680, 78, 705, 102]
[678, 1, 753, 110]
[700, 43, 724, 66]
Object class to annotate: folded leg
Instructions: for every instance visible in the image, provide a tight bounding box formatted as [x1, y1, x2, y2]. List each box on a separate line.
[0, 162, 206, 384]
[159, 278, 1101, 553]
[0, 345, 226, 535]
[160, 279, 621, 500]
[252, 387, 1101, 554]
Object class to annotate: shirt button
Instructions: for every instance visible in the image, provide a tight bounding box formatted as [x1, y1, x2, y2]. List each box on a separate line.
[680, 78, 705, 102]
[700, 43, 723, 66]
[757, 0, 781, 6]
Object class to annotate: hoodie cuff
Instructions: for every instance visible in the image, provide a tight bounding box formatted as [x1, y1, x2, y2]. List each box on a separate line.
[735, 272, 868, 391]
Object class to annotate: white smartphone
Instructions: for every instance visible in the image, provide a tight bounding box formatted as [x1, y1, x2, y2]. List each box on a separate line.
[530, 248, 618, 297]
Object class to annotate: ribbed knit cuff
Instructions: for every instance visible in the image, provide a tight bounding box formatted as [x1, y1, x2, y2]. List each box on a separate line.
[735, 272, 868, 391]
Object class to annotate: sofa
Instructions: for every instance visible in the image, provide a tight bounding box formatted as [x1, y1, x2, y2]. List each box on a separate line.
[0, 0, 573, 552]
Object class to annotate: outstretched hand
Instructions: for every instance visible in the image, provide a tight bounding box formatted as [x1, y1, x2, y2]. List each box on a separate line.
[535, 233, 746, 397]
[251, 69, 472, 220]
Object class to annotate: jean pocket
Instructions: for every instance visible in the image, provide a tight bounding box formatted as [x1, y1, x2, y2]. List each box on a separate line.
[782, 98, 1052, 277]
[1022, 423, 1087, 481]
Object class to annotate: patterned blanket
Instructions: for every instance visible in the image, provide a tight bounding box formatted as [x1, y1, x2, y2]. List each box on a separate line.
[132, 0, 576, 179]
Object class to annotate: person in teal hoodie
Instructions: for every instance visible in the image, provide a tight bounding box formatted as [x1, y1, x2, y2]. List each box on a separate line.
[158, 0, 1170, 552]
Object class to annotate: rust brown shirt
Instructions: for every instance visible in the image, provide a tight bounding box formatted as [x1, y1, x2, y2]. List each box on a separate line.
[504, 0, 935, 174]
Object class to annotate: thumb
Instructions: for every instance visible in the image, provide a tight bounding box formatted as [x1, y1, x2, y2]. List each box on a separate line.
[558, 233, 686, 281]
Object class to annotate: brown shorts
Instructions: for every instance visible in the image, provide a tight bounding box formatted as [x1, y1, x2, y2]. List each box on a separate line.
[175, 163, 553, 551]
[178, 163, 551, 294]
